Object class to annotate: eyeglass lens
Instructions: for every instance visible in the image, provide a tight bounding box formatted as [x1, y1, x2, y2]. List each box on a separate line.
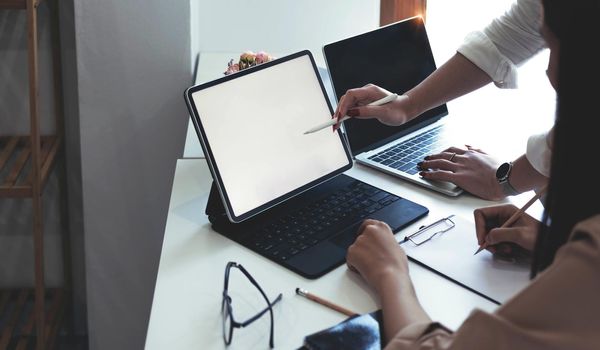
[222, 297, 233, 345]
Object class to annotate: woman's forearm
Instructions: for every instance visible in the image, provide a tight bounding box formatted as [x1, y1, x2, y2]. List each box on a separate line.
[405, 53, 492, 118]
[510, 154, 549, 193]
[377, 274, 431, 343]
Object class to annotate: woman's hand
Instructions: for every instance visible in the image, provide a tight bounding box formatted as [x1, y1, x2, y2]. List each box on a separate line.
[346, 219, 410, 293]
[418, 145, 505, 201]
[333, 84, 418, 129]
[347, 219, 432, 341]
[474, 204, 541, 253]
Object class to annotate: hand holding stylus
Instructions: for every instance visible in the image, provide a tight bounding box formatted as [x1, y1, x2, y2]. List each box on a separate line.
[304, 93, 399, 134]
[334, 84, 417, 129]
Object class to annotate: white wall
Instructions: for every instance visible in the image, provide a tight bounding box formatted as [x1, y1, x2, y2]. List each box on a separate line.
[192, 0, 380, 63]
[425, 0, 555, 155]
[426, 0, 517, 62]
[71, 1, 191, 349]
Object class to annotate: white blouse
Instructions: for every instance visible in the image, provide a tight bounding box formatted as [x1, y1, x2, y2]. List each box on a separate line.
[457, 0, 552, 176]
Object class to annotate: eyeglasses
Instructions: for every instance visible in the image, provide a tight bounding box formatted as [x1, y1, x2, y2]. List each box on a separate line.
[405, 215, 456, 246]
[222, 261, 283, 348]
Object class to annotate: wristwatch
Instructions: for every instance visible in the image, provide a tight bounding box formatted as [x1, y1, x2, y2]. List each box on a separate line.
[496, 162, 520, 196]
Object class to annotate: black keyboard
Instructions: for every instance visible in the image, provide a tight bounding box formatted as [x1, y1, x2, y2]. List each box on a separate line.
[245, 180, 400, 262]
[368, 125, 446, 175]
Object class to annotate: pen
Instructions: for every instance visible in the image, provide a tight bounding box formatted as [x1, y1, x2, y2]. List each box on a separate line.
[303, 93, 399, 134]
[474, 185, 548, 255]
[295, 287, 358, 317]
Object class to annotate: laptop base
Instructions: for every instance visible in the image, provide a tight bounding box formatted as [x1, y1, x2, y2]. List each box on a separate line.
[355, 159, 463, 197]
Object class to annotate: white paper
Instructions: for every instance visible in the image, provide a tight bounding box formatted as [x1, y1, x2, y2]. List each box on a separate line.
[401, 215, 531, 304]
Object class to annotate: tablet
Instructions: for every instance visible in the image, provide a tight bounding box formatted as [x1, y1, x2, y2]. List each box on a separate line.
[185, 51, 353, 223]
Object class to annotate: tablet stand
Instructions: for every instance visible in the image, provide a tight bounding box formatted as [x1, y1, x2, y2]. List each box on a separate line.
[205, 181, 257, 236]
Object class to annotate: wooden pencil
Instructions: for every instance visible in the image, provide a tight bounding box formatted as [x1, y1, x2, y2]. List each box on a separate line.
[295, 288, 357, 317]
[474, 185, 548, 255]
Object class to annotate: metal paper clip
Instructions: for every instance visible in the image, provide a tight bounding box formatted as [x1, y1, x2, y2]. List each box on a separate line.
[405, 215, 456, 246]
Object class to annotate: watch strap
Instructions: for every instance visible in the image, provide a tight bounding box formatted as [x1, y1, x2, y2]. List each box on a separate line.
[500, 179, 520, 196]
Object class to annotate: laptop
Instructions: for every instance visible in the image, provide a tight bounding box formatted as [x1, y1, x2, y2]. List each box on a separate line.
[323, 16, 463, 196]
[185, 50, 428, 279]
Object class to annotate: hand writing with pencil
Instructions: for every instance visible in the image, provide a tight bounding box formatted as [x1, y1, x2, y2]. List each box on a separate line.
[474, 204, 541, 255]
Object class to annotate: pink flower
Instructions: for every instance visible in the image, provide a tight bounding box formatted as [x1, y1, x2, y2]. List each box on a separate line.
[224, 51, 275, 75]
[224, 59, 240, 75]
[239, 51, 256, 64]
[255, 51, 273, 64]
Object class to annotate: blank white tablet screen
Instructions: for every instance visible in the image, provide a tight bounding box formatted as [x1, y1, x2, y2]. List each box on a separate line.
[191, 54, 350, 218]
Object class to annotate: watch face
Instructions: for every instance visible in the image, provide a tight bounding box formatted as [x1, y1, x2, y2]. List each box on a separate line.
[496, 162, 511, 181]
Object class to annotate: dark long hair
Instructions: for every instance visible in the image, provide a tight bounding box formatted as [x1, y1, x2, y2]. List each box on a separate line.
[531, 0, 600, 277]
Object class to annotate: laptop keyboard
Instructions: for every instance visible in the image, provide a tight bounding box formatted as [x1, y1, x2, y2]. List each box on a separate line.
[245, 180, 400, 262]
[367, 125, 446, 175]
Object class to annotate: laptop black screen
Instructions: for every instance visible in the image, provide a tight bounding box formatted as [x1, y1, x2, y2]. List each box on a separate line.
[324, 16, 448, 155]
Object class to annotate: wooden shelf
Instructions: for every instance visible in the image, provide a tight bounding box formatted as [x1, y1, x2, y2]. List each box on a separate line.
[0, 136, 61, 198]
[0, 288, 65, 350]
[0, 0, 45, 10]
[2, 1, 70, 349]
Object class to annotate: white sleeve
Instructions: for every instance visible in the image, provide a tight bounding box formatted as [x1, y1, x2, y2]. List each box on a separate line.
[457, 0, 546, 89]
[526, 130, 552, 177]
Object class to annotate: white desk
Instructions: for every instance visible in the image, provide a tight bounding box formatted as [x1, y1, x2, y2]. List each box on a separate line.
[148, 49, 554, 349]
[146, 159, 489, 349]
[145, 157, 549, 349]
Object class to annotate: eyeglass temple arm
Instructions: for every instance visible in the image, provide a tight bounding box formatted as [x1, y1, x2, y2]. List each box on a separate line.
[234, 263, 281, 324]
[225, 262, 283, 348]
[234, 264, 282, 348]
[238, 293, 283, 328]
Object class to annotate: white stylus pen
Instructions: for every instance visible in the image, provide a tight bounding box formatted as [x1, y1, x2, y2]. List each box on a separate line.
[303, 93, 399, 134]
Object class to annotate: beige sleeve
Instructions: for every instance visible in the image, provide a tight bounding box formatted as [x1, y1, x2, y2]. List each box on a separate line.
[384, 215, 600, 350]
[383, 322, 453, 350]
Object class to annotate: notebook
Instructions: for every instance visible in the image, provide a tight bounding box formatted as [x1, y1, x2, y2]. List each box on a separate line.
[185, 50, 429, 279]
[401, 215, 531, 304]
[323, 16, 463, 197]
